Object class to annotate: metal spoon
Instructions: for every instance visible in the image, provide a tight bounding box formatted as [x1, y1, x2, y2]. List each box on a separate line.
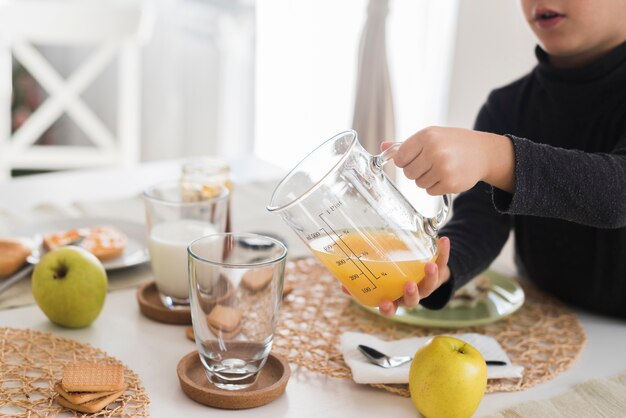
[357, 344, 509, 368]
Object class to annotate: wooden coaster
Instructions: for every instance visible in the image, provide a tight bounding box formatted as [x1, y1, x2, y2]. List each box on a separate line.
[136, 281, 191, 325]
[177, 351, 290, 410]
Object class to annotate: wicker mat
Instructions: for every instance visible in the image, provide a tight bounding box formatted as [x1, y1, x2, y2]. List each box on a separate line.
[273, 258, 587, 397]
[0, 328, 149, 417]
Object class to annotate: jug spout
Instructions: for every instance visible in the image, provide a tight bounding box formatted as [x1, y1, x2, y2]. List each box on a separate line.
[267, 130, 358, 213]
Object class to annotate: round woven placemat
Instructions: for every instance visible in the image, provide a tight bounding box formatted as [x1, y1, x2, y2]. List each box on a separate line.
[0, 327, 150, 417]
[273, 258, 587, 397]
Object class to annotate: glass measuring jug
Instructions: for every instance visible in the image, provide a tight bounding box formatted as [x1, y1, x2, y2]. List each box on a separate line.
[267, 130, 450, 307]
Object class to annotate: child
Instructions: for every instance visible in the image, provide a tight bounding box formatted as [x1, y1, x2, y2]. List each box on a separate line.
[377, 0, 626, 318]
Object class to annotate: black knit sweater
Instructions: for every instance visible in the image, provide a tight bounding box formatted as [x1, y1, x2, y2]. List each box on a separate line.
[422, 42, 626, 318]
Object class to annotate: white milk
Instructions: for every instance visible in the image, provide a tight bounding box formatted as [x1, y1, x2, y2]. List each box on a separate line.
[148, 220, 217, 300]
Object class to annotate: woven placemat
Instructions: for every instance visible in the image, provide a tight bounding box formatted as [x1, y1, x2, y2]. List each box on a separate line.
[273, 258, 587, 397]
[0, 327, 150, 417]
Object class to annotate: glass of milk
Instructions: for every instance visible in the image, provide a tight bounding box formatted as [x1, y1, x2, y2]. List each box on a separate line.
[143, 180, 229, 309]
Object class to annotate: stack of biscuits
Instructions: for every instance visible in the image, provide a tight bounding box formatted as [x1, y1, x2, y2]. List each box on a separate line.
[55, 362, 126, 414]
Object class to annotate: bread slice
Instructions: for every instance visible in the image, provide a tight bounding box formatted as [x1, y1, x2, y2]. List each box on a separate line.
[0, 239, 32, 276]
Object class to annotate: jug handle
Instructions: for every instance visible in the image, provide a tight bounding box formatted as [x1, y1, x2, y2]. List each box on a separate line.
[372, 143, 451, 238]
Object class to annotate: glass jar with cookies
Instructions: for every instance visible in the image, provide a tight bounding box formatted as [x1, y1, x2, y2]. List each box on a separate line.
[181, 157, 234, 232]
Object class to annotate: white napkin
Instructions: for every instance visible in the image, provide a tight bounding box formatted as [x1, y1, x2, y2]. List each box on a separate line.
[340, 332, 524, 384]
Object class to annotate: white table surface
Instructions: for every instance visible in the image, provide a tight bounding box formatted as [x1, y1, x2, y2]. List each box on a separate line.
[1, 156, 625, 418]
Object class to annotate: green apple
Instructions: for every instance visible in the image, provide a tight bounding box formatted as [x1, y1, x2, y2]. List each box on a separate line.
[32, 246, 108, 328]
[409, 336, 487, 418]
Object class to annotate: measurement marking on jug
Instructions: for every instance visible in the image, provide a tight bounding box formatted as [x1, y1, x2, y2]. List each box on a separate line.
[323, 201, 343, 215]
[305, 231, 321, 241]
[317, 209, 381, 289]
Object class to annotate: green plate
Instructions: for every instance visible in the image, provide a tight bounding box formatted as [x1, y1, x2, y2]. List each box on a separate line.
[359, 270, 525, 329]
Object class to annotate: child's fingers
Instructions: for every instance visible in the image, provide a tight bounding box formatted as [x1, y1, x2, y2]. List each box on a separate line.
[402, 280, 420, 309]
[380, 141, 396, 151]
[417, 262, 440, 299]
[415, 167, 439, 190]
[436, 236, 450, 269]
[402, 157, 431, 181]
[378, 299, 398, 317]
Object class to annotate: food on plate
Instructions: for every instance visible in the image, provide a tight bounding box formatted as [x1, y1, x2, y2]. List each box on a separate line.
[0, 239, 32, 276]
[447, 274, 492, 308]
[405, 274, 492, 311]
[43, 225, 126, 261]
[32, 246, 108, 328]
[409, 336, 487, 418]
[55, 362, 125, 413]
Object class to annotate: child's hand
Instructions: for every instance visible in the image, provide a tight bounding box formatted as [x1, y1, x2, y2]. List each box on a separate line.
[382, 127, 515, 194]
[340, 237, 451, 317]
[379, 236, 451, 316]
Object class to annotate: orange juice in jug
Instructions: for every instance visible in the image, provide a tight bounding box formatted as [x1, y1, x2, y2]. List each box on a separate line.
[309, 229, 435, 307]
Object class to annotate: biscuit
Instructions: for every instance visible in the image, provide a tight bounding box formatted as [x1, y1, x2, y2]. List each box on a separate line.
[208, 322, 243, 339]
[206, 305, 243, 332]
[0, 239, 31, 276]
[54, 381, 118, 405]
[61, 362, 125, 393]
[282, 282, 294, 298]
[56, 388, 124, 414]
[185, 327, 195, 342]
[241, 267, 273, 291]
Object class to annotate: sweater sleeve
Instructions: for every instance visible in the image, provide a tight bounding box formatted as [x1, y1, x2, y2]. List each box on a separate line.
[493, 135, 626, 228]
[420, 99, 513, 309]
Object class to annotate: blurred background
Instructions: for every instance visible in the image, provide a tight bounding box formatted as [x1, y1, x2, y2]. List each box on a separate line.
[0, 0, 536, 183]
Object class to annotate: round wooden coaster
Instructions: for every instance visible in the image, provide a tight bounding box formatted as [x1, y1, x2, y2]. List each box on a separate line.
[136, 281, 192, 325]
[177, 351, 290, 410]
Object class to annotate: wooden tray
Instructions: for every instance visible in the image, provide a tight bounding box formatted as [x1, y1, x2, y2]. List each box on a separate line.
[177, 351, 290, 409]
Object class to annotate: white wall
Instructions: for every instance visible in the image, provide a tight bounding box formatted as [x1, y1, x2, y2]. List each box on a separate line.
[446, 0, 536, 129]
[141, 0, 255, 162]
[255, 0, 460, 174]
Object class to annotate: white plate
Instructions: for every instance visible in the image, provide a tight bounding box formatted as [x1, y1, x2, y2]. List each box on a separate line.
[8, 217, 149, 271]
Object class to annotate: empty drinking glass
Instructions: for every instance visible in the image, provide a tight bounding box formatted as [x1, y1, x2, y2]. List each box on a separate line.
[188, 232, 287, 390]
